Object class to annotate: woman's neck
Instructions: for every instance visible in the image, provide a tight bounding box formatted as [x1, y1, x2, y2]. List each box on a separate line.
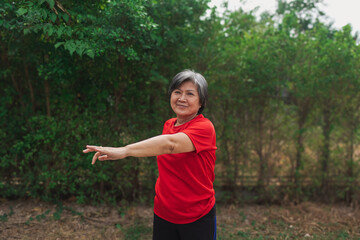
[175, 114, 198, 126]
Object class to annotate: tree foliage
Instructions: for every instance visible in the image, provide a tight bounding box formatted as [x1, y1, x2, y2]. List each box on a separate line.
[1, 0, 360, 204]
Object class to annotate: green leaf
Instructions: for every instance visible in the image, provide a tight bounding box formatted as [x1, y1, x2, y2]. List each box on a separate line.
[75, 44, 85, 56]
[16, 8, 28, 16]
[47, 27, 54, 36]
[62, 14, 69, 23]
[50, 13, 57, 23]
[54, 42, 64, 49]
[40, 9, 47, 19]
[47, 0, 55, 9]
[38, 0, 46, 6]
[56, 26, 64, 37]
[65, 28, 72, 37]
[64, 40, 76, 55]
[86, 49, 95, 59]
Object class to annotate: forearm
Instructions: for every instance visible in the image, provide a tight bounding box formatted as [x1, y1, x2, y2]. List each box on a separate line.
[84, 133, 194, 164]
[124, 134, 174, 158]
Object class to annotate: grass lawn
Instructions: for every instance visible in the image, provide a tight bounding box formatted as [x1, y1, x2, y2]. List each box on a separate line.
[1, 199, 359, 239]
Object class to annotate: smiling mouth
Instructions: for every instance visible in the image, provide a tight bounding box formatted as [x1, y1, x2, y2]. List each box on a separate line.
[176, 104, 187, 107]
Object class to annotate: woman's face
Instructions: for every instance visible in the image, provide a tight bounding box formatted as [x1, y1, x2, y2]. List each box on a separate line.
[170, 81, 201, 120]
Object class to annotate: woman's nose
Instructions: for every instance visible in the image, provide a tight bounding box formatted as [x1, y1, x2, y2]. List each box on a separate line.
[178, 94, 186, 102]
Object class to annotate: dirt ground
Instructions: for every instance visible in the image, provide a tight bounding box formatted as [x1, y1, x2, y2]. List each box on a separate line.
[1, 199, 360, 240]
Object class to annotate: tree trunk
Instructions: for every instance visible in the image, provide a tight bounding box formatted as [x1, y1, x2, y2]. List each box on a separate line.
[11, 73, 25, 110]
[321, 107, 331, 197]
[256, 108, 266, 188]
[294, 103, 310, 201]
[131, 158, 140, 201]
[232, 109, 243, 188]
[221, 101, 234, 188]
[345, 126, 354, 204]
[24, 62, 36, 113]
[232, 133, 239, 188]
[44, 78, 51, 117]
[6, 50, 25, 110]
[294, 119, 304, 202]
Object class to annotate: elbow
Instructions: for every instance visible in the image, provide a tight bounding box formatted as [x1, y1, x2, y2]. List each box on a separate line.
[165, 135, 176, 154]
[169, 143, 175, 153]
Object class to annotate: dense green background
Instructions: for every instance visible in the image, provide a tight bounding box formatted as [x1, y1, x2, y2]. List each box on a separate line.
[1, 0, 359, 205]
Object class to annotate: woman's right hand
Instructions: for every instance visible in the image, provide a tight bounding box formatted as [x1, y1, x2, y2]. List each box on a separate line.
[83, 145, 128, 165]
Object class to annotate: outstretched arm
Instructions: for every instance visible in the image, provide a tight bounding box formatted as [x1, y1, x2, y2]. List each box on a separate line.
[83, 133, 195, 165]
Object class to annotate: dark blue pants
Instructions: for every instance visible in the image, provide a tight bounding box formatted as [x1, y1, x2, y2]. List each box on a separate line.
[153, 205, 216, 240]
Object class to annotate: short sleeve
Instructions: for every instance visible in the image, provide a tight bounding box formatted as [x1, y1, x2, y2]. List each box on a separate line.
[182, 120, 217, 153]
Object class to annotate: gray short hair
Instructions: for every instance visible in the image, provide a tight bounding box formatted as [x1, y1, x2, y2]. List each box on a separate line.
[168, 70, 208, 114]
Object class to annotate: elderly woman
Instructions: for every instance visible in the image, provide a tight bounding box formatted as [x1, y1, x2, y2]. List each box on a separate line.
[83, 70, 217, 240]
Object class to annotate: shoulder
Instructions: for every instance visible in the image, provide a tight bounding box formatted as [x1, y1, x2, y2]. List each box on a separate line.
[164, 117, 177, 126]
[162, 118, 177, 131]
[186, 115, 215, 134]
[191, 115, 215, 128]
[183, 115, 217, 151]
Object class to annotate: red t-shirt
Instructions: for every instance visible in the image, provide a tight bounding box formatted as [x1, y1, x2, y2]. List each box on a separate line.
[154, 114, 217, 224]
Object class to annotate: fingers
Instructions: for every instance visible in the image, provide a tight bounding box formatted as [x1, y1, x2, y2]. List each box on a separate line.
[83, 145, 101, 153]
[92, 151, 101, 165]
[84, 145, 108, 165]
[92, 152, 109, 164]
[83, 145, 104, 155]
[98, 154, 108, 161]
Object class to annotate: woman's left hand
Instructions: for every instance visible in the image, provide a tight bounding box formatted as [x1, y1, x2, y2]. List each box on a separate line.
[83, 145, 127, 164]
